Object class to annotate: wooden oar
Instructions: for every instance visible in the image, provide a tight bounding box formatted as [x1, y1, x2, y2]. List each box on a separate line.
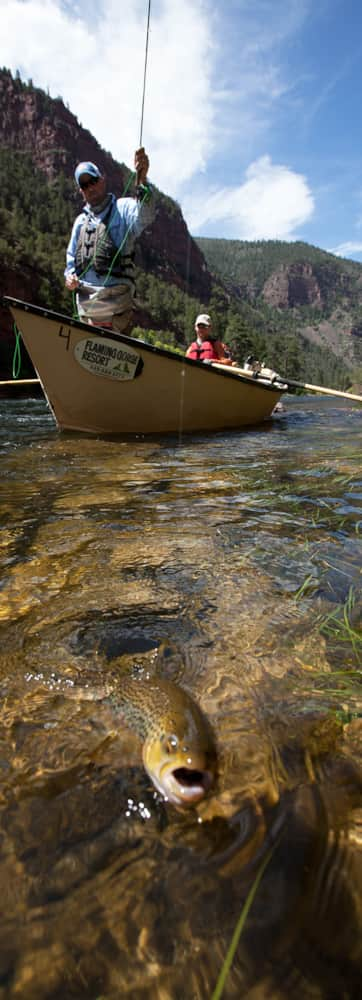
[282, 377, 362, 403]
[0, 378, 40, 386]
[211, 363, 362, 403]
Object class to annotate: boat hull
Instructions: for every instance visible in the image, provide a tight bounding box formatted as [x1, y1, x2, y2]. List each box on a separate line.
[5, 299, 286, 435]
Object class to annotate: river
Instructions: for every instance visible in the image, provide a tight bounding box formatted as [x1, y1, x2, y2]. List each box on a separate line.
[0, 393, 361, 999]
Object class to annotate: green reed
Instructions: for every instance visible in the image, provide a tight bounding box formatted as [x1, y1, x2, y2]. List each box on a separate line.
[318, 586, 361, 664]
[310, 670, 362, 700]
[211, 843, 276, 1000]
[294, 573, 317, 601]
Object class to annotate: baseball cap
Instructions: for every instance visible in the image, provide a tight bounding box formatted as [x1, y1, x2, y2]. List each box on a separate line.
[74, 161, 102, 186]
[195, 314, 211, 326]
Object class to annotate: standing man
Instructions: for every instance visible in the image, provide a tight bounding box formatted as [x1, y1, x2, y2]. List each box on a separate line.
[64, 148, 154, 332]
[186, 314, 236, 365]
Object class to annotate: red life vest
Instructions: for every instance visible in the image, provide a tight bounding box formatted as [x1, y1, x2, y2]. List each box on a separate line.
[187, 339, 219, 361]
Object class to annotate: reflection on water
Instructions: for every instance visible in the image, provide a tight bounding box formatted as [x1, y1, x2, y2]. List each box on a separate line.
[0, 394, 361, 998]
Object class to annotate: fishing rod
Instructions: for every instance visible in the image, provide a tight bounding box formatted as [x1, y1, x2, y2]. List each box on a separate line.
[137, 0, 152, 183]
[139, 0, 151, 147]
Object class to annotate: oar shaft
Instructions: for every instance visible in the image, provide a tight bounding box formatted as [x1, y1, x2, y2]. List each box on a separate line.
[286, 378, 362, 403]
[211, 363, 362, 403]
[0, 378, 40, 386]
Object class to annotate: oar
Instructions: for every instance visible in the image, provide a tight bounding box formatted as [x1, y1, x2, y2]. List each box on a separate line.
[0, 378, 40, 386]
[281, 377, 362, 403]
[210, 363, 362, 403]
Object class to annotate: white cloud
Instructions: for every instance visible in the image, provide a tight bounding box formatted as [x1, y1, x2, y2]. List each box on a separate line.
[1, 0, 312, 201]
[1, 0, 216, 193]
[1, 1, 317, 242]
[328, 241, 362, 259]
[182, 156, 314, 239]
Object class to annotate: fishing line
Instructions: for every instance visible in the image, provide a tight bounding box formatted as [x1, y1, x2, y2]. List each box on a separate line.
[11, 323, 22, 378]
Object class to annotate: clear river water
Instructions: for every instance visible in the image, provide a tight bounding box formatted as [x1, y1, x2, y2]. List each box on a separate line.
[0, 393, 361, 999]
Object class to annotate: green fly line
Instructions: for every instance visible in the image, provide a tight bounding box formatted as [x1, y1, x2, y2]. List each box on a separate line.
[12, 322, 22, 379]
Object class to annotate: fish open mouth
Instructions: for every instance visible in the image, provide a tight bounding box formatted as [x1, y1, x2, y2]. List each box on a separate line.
[170, 766, 213, 802]
[173, 767, 207, 786]
[147, 757, 215, 807]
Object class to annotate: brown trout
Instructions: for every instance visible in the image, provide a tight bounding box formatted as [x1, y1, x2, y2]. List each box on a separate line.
[107, 673, 217, 807]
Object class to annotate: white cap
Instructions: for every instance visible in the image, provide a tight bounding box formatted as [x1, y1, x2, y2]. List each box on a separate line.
[195, 314, 211, 326]
[74, 161, 102, 186]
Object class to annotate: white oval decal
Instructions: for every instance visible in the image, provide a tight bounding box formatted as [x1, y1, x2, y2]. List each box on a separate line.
[74, 337, 140, 381]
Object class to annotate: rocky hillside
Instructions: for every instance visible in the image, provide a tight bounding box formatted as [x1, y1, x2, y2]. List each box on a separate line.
[197, 238, 362, 372]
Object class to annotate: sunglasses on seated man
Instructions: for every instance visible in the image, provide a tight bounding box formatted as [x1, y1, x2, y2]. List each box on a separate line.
[79, 176, 101, 191]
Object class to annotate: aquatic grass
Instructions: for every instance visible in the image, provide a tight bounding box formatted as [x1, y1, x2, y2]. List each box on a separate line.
[302, 513, 352, 543]
[310, 509, 324, 527]
[294, 573, 318, 601]
[211, 843, 276, 1000]
[334, 707, 362, 723]
[312, 669, 361, 679]
[311, 680, 362, 697]
[294, 666, 362, 709]
[319, 559, 351, 579]
[332, 517, 347, 532]
[333, 473, 357, 486]
[318, 586, 362, 664]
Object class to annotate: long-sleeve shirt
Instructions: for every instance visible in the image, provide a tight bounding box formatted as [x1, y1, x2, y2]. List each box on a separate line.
[64, 189, 155, 288]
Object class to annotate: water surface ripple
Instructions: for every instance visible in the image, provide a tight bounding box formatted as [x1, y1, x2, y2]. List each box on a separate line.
[0, 394, 361, 999]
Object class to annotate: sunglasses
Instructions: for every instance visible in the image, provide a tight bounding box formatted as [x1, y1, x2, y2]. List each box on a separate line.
[79, 177, 100, 191]
[197, 323, 209, 328]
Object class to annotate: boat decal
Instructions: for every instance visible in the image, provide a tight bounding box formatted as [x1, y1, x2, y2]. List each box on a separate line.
[58, 325, 72, 350]
[74, 336, 142, 381]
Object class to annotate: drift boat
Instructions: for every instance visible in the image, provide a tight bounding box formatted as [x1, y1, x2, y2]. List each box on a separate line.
[3, 297, 288, 435]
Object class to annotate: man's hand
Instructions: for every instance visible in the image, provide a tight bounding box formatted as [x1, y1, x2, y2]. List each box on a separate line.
[65, 273, 79, 291]
[135, 147, 149, 185]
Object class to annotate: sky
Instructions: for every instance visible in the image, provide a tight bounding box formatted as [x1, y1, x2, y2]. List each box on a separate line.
[2, 0, 362, 260]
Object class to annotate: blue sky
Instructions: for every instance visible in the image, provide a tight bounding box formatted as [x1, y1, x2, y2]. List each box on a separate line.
[3, 0, 362, 260]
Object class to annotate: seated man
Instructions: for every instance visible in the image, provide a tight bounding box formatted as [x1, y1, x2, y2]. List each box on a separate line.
[186, 314, 236, 365]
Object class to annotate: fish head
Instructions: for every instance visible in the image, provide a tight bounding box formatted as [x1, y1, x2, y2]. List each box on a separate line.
[142, 710, 217, 808]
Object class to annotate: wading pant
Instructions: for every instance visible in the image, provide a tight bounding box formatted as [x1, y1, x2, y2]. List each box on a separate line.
[76, 283, 135, 333]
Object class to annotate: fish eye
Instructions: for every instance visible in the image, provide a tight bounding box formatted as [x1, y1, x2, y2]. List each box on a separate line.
[162, 734, 179, 754]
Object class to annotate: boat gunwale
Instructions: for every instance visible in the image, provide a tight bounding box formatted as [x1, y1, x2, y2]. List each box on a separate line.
[2, 296, 285, 396]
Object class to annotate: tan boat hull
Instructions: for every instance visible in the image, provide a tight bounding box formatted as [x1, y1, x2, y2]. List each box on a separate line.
[6, 300, 286, 435]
